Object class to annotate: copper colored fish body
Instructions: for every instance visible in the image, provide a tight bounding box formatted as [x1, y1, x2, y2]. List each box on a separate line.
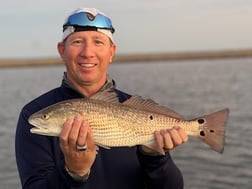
[28, 90, 229, 153]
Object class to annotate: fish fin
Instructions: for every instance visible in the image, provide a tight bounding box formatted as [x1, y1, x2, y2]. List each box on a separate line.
[96, 146, 100, 151]
[142, 141, 166, 156]
[194, 108, 229, 153]
[89, 88, 119, 103]
[95, 143, 111, 150]
[123, 96, 183, 119]
[95, 146, 100, 154]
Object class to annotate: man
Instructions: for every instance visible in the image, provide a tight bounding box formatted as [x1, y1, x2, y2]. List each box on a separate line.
[15, 7, 188, 189]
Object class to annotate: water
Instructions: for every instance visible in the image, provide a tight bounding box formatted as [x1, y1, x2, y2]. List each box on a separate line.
[0, 58, 251, 189]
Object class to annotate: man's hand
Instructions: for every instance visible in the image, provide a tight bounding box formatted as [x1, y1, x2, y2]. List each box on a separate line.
[141, 126, 188, 155]
[155, 126, 188, 150]
[60, 114, 96, 176]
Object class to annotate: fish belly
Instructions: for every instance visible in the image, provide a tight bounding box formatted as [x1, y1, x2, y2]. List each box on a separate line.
[82, 102, 195, 147]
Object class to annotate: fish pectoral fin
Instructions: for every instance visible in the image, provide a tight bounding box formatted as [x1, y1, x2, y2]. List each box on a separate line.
[123, 96, 183, 119]
[142, 141, 165, 156]
[95, 146, 100, 154]
[96, 143, 111, 150]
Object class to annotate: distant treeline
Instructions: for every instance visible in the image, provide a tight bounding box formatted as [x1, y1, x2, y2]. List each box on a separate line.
[1, 48, 252, 68]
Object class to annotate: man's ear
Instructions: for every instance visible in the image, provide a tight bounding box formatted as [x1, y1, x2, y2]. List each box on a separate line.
[57, 42, 65, 59]
[110, 44, 116, 63]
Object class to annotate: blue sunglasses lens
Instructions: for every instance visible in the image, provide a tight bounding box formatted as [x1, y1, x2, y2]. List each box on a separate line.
[64, 12, 114, 33]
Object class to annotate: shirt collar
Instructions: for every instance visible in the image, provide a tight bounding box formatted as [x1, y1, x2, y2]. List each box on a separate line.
[62, 72, 116, 97]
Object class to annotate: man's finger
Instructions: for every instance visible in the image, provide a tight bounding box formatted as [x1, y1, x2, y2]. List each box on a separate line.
[77, 120, 89, 147]
[60, 118, 74, 149]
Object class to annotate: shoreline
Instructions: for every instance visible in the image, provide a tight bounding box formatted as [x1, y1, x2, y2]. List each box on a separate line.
[1, 48, 252, 68]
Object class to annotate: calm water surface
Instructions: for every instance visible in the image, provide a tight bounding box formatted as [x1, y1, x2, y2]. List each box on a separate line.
[0, 58, 251, 189]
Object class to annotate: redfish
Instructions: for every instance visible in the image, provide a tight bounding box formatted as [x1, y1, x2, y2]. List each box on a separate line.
[28, 89, 229, 153]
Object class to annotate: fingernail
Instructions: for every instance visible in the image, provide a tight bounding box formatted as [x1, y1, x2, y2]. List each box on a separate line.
[82, 120, 88, 127]
[67, 118, 74, 125]
[75, 114, 81, 119]
[174, 126, 180, 130]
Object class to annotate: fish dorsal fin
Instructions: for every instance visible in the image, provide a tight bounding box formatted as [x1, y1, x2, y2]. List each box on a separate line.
[89, 88, 119, 103]
[123, 96, 183, 119]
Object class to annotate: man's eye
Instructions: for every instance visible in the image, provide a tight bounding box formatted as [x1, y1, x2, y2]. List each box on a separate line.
[72, 39, 83, 45]
[95, 40, 104, 45]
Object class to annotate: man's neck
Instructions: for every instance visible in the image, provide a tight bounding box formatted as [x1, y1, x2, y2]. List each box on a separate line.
[63, 73, 115, 97]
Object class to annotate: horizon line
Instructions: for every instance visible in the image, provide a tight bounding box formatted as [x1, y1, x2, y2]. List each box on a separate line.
[1, 48, 252, 68]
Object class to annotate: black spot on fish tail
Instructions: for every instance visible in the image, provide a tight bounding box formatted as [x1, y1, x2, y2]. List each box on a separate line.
[197, 118, 205, 124]
[195, 108, 229, 153]
[200, 130, 205, 136]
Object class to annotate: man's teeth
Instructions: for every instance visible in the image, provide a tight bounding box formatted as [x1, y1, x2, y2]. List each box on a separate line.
[80, 64, 95, 67]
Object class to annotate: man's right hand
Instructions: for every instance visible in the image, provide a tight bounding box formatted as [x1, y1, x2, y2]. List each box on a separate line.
[59, 114, 96, 176]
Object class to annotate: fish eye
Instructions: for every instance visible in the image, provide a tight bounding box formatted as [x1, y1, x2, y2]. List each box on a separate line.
[42, 114, 49, 120]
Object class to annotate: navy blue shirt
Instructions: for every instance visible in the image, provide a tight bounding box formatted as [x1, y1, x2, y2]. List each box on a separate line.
[15, 79, 183, 189]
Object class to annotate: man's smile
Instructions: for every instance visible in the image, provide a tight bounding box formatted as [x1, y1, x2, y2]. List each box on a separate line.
[79, 63, 96, 68]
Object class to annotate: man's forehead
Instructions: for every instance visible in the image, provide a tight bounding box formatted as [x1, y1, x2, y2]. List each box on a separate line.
[67, 31, 110, 41]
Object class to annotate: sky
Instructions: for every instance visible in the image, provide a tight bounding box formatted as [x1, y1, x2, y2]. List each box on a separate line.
[1, 0, 252, 59]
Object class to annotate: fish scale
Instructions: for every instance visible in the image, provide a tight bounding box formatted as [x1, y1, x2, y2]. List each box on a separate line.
[28, 89, 229, 153]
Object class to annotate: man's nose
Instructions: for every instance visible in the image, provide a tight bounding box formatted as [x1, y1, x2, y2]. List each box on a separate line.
[80, 42, 94, 57]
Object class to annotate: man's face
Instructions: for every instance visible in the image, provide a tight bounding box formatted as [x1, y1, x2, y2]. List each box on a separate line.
[58, 31, 116, 91]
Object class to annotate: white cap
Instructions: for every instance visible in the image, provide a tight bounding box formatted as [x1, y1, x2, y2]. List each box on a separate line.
[62, 8, 115, 43]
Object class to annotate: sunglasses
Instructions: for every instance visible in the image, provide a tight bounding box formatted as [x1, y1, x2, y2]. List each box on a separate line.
[63, 12, 115, 33]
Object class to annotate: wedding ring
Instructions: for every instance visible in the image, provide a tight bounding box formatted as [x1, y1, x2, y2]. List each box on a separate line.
[76, 144, 87, 151]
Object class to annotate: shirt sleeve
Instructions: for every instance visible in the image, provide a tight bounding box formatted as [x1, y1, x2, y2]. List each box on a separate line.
[137, 146, 184, 189]
[15, 108, 87, 189]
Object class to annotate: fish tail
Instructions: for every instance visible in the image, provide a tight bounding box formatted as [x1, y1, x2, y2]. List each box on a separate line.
[194, 108, 229, 153]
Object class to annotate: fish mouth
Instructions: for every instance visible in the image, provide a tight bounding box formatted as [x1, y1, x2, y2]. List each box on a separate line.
[30, 126, 50, 135]
[28, 117, 43, 128]
[28, 117, 50, 135]
[30, 125, 59, 136]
